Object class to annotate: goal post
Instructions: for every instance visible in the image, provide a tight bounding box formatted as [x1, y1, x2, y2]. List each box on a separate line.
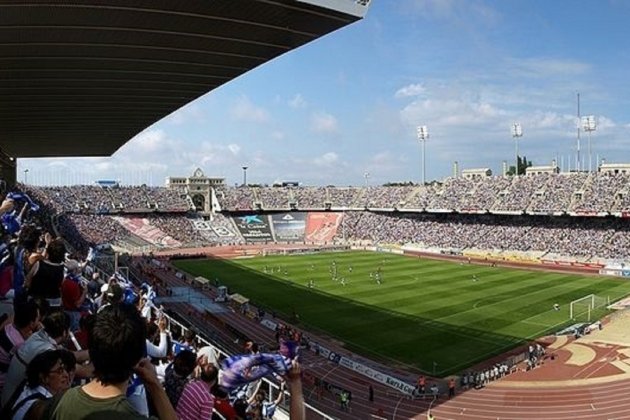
[569, 294, 608, 321]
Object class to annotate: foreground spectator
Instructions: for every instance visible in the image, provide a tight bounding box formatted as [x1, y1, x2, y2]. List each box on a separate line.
[49, 303, 176, 420]
[2, 349, 73, 420]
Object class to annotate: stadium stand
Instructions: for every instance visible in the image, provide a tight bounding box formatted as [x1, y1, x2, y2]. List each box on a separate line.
[18, 174, 630, 262]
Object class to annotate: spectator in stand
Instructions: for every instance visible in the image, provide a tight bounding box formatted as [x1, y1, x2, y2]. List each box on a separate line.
[164, 349, 197, 408]
[172, 328, 197, 356]
[2, 349, 74, 420]
[145, 316, 169, 359]
[12, 225, 45, 304]
[212, 386, 238, 420]
[49, 303, 177, 420]
[60, 259, 88, 332]
[176, 360, 218, 420]
[0, 301, 40, 395]
[247, 381, 285, 419]
[26, 238, 66, 308]
[72, 314, 95, 351]
[2, 311, 89, 406]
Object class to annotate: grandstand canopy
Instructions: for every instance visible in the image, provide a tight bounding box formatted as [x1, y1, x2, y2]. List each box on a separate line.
[0, 0, 368, 158]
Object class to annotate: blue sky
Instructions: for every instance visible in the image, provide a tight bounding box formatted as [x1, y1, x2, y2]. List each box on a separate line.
[19, 0, 630, 187]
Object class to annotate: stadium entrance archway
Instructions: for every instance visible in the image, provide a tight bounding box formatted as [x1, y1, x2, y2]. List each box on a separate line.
[192, 194, 205, 211]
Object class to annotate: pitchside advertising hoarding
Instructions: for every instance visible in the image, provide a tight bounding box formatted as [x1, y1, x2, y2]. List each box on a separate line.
[233, 214, 273, 242]
[271, 212, 306, 242]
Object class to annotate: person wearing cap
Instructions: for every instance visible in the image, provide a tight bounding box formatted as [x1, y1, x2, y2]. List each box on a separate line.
[61, 259, 88, 333]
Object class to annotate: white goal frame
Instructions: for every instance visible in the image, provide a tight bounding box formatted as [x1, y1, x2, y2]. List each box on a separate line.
[569, 294, 609, 321]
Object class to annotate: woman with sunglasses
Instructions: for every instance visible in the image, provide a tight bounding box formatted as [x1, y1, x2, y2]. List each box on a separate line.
[8, 349, 74, 420]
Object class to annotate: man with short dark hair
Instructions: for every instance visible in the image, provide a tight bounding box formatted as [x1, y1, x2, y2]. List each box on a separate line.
[50, 303, 177, 420]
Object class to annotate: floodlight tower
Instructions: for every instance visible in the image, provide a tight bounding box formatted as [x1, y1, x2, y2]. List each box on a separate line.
[416, 125, 429, 185]
[242, 166, 248, 186]
[511, 123, 523, 176]
[582, 115, 596, 172]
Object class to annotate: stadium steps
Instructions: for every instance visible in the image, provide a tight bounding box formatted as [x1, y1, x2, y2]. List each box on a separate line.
[114, 233, 153, 252]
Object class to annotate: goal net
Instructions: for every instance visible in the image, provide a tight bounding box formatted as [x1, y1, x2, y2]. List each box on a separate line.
[569, 294, 609, 322]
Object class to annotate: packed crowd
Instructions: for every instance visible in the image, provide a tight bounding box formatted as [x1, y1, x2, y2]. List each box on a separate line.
[215, 172, 630, 213]
[57, 214, 128, 253]
[291, 187, 327, 209]
[214, 187, 255, 211]
[149, 215, 205, 245]
[23, 185, 190, 214]
[0, 193, 305, 420]
[17, 174, 630, 262]
[48, 209, 630, 261]
[342, 211, 630, 260]
[573, 172, 625, 213]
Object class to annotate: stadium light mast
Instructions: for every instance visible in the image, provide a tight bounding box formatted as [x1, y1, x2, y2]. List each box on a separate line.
[364, 171, 370, 188]
[416, 125, 429, 185]
[511, 123, 523, 176]
[576, 93, 581, 172]
[242, 166, 248, 186]
[582, 115, 596, 172]
[23, 168, 29, 184]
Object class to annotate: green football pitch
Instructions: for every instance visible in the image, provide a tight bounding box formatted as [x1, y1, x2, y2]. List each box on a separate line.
[173, 251, 630, 376]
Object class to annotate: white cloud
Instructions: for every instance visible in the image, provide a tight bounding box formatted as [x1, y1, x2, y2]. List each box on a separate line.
[311, 112, 339, 134]
[227, 144, 241, 155]
[400, 97, 507, 127]
[314, 152, 339, 166]
[395, 83, 426, 98]
[288, 94, 307, 109]
[230, 95, 270, 123]
[127, 129, 173, 154]
[164, 104, 203, 125]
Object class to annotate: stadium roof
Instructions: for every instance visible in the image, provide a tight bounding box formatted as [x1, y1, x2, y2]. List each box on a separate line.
[0, 0, 369, 158]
